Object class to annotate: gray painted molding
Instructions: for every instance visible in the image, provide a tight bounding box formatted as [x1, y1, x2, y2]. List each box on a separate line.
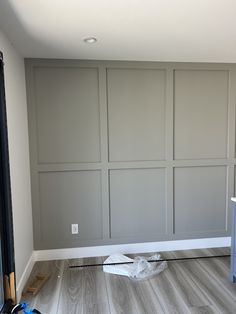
[25, 59, 236, 250]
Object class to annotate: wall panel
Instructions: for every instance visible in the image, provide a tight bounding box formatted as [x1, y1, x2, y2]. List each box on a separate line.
[107, 68, 166, 162]
[38, 170, 102, 246]
[34, 67, 101, 164]
[25, 60, 235, 250]
[174, 166, 227, 234]
[174, 70, 228, 160]
[110, 168, 166, 238]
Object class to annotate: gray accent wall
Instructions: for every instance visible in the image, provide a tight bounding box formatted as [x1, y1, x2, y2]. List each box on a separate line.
[25, 59, 236, 250]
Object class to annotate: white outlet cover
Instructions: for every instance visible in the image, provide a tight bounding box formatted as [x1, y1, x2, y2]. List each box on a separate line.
[71, 224, 79, 234]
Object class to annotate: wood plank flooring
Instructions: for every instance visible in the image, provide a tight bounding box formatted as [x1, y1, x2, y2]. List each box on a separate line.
[21, 248, 236, 314]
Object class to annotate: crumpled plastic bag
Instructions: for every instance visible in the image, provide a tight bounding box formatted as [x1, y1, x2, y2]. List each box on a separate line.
[103, 253, 167, 281]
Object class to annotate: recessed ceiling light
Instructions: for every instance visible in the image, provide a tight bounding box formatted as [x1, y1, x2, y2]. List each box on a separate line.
[83, 37, 97, 44]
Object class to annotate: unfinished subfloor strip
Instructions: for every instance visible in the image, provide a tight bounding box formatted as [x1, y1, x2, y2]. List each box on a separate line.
[69, 254, 231, 269]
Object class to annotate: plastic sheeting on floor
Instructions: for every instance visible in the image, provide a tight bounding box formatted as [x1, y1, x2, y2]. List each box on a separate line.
[103, 253, 167, 281]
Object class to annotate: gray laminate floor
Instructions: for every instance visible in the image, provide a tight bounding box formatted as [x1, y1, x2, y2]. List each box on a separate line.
[21, 248, 236, 314]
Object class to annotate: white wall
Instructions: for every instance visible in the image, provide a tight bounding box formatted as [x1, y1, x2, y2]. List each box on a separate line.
[0, 29, 33, 289]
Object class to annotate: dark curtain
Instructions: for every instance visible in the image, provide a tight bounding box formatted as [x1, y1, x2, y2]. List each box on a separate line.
[0, 51, 15, 286]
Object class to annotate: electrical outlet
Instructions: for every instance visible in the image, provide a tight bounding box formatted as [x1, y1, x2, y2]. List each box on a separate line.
[71, 224, 79, 234]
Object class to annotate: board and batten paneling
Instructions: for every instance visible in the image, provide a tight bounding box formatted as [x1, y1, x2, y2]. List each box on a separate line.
[25, 60, 236, 250]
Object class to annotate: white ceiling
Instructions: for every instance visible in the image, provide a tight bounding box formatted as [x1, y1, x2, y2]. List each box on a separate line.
[0, 0, 236, 62]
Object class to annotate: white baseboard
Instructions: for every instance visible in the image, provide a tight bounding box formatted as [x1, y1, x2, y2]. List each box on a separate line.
[16, 252, 35, 302]
[34, 237, 231, 261]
